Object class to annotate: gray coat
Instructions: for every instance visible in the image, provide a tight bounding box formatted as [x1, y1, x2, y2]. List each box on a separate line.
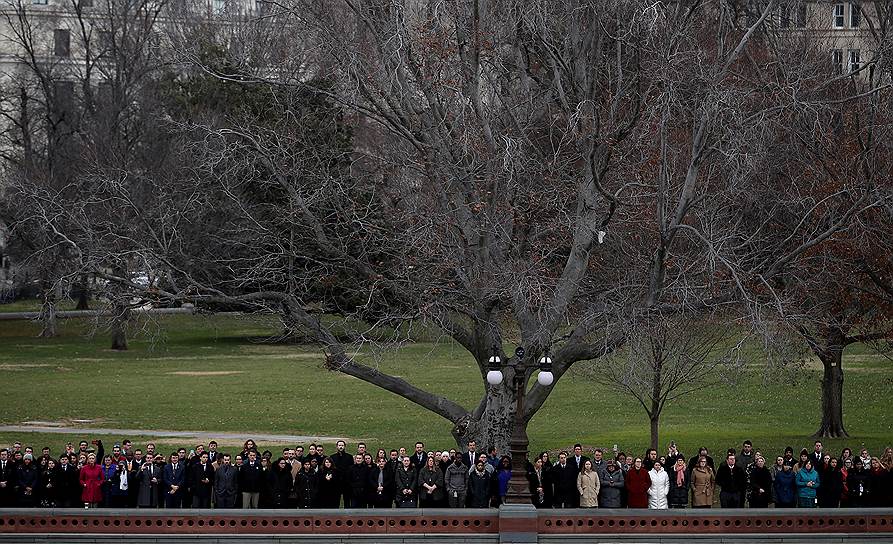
[598, 467, 625, 508]
[445, 462, 468, 492]
[214, 464, 239, 508]
[137, 463, 161, 508]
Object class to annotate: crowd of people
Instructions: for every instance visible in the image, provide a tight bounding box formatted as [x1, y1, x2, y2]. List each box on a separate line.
[1, 437, 891, 510]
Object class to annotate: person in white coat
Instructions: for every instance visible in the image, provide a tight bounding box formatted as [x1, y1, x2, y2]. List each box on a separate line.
[647, 461, 669, 509]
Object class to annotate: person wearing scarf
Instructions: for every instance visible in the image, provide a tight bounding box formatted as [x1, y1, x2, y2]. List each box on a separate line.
[668, 456, 690, 508]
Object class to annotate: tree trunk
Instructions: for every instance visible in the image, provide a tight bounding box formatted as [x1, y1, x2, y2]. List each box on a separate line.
[650, 413, 660, 451]
[38, 291, 57, 338]
[811, 326, 849, 439]
[814, 352, 848, 438]
[74, 276, 90, 310]
[451, 378, 518, 455]
[110, 302, 130, 351]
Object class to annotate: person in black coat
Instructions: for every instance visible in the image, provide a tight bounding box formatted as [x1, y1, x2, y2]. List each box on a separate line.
[716, 452, 747, 508]
[0, 450, 15, 507]
[295, 461, 318, 508]
[37, 459, 59, 507]
[348, 455, 369, 508]
[528, 457, 547, 508]
[331, 441, 354, 507]
[368, 458, 395, 508]
[316, 458, 340, 508]
[268, 458, 294, 508]
[667, 456, 690, 509]
[748, 456, 772, 508]
[847, 458, 870, 507]
[467, 461, 492, 508]
[163, 453, 186, 508]
[818, 458, 843, 508]
[189, 453, 214, 508]
[238, 451, 264, 509]
[551, 453, 577, 508]
[394, 457, 418, 508]
[15, 455, 39, 507]
[55, 456, 80, 508]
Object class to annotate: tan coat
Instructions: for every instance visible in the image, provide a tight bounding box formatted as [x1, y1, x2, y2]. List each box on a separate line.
[577, 469, 601, 507]
[691, 466, 715, 507]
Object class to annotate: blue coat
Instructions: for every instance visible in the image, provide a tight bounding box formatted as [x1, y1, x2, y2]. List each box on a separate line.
[795, 468, 820, 499]
[773, 470, 795, 504]
[163, 462, 186, 490]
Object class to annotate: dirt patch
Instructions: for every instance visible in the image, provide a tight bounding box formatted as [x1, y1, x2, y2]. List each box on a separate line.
[166, 371, 246, 376]
[0, 363, 52, 371]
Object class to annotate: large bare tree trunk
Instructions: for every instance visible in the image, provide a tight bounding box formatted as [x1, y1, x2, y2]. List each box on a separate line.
[452, 385, 516, 455]
[110, 302, 129, 351]
[74, 276, 90, 310]
[812, 327, 849, 438]
[815, 350, 848, 438]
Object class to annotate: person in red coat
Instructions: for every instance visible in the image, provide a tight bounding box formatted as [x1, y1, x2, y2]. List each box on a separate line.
[625, 457, 652, 509]
[79, 453, 104, 507]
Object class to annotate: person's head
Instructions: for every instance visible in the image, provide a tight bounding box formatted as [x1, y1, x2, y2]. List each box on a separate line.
[364, 454, 373, 465]
[467, 440, 476, 452]
[500, 456, 511, 470]
[606, 459, 617, 471]
[245, 439, 256, 451]
[583, 459, 593, 472]
[783, 446, 793, 457]
[402, 457, 412, 469]
[262, 450, 273, 460]
[122, 440, 132, 451]
[426, 456, 435, 469]
[534, 458, 543, 470]
[488, 446, 497, 457]
[377, 449, 386, 460]
[111, 444, 121, 456]
[617, 453, 626, 465]
[799, 449, 809, 462]
[357, 443, 367, 455]
[87, 453, 96, 465]
[441, 451, 450, 462]
[284, 448, 294, 460]
[316, 445, 324, 456]
[675, 456, 686, 468]
[336, 440, 346, 452]
[235, 455, 243, 466]
[377, 458, 386, 469]
[103, 455, 113, 466]
[841, 448, 852, 459]
[854, 458, 863, 469]
[78, 441, 88, 452]
[134, 449, 143, 461]
[200, 452, 209, 464]
[277, 457, 288, 470]
[453, 454, 463, 467]
[782, 462, 791, 471]
[558, 452, 567, 465]
[742, 440, 753, 454]
[390, 450, 398, 460]
[668, 441, 677, 453]
[323, 457, 333, 470]
[170, 453, 179, 464]
[823, 454, 831, 464]
[775, 456, 783, 466]
[814, 440, 823, 453]
[296, 446, 304, 457]
[195, 445, 205, 455]
[871, 457, 881, 470]
[540, 452, 550, 463]
[634, 457, 643, 470]
[844, 458, 852, 469]
[398, 447, 407, 456]
[22, 454, 32, 465]
[355, 454, 364, 465]
[699, 447, 709, 457]
[222, 453, 231, 465]
[727, 453, 736, 466]
[117, 460, 126, 471]
[59, 455, 68, 466]
[594, 449, 603, 461]
[756, 456, 765, 468]
[830, 457, 839, 469]
[698, 456, 708, 468]
[475, 461, 485, 472]
[415, 442, 424, 453]
[303, 460, 311, 471]
[573, 444, 583, 456]
[478, 453, 488, 465]
[209, 441, 218, 451]
[653, 460, 663, 472]
[248, 451, 257, 462]
[146, 443, 155, 455]
[646, 448, 657, 460]
[804, 460, 814, 471]
[177, 448, 187, 460]
[41, 446, 50, 456]
[0, 450, 6, 462]
[261, 457, 270, 468]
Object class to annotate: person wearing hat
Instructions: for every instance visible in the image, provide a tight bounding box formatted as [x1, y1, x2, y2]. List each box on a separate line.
[15, 454, 38, 507]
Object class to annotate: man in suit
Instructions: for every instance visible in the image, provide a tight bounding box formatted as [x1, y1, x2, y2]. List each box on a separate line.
[551, 452, 577, 508]
[568, 444, 590, 507]
[56, 455, 80, 507]
[462, 441, 478, 469]
[138, 456, 161, 508]
[163, 453, 186, 508]
[190, 452, 214, 508]
[331, 440, 354, 507]
[412, 442, 426, 472]
[214, 454, 239, 508]
[239, 451, 263, 509]
[811, 441, 824, 468]
[0, 449, 15, 507]
[207, 442, 219, 464]
[716, 452, 747, 508]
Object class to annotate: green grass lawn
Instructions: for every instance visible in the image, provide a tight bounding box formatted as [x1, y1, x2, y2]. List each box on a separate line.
[1, 307, 891, 461]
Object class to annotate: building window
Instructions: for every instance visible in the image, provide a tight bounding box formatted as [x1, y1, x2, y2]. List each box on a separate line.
[832, 49, 843, 74]
[795, 3, 807, 27]
[833, 4, 845, 28]
[54, 29, 70, 57]
[849, 49, 860, 73]
[850, 3, 860, 27]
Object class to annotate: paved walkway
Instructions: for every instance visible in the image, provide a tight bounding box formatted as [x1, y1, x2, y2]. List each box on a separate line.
[0, 425, 350, 443]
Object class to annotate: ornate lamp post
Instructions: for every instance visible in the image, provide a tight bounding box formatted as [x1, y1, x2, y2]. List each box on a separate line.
[486, 345, 553, 504]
